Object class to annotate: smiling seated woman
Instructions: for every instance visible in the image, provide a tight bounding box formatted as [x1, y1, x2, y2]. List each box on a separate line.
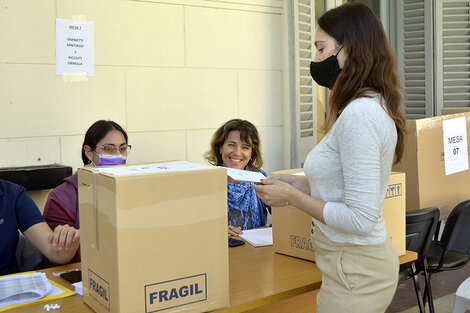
[205, 119, 270, 237]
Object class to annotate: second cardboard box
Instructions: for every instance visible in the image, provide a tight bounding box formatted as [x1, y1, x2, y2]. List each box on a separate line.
[272, 169, 406, 261]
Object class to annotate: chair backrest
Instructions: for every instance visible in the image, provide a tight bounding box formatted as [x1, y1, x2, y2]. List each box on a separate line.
[405, 207, 440, 270]
[440, 199, 470, 255]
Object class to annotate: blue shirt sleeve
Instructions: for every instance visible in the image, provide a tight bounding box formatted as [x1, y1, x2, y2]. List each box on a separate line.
[15, 186, 45, 232]
[0, 180, 45, 275]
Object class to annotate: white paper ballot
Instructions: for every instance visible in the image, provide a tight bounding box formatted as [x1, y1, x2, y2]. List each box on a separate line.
[225, 168, 266, 183]
[292, 171, 305, 176]
[443, 116, 469, 175]
[56, 18, 94, 76]
[94, 161, 210, 175]
[239, 228, 273, 247]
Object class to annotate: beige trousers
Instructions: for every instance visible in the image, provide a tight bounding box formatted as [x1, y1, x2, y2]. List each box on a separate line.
[312, 226, 399, 313]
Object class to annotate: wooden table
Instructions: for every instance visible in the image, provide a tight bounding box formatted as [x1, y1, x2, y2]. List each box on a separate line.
[8, 245, 417, 313]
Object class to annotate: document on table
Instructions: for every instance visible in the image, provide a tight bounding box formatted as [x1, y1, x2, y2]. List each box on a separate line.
[0, 272, 51, 307]
[239, 228, 273, 247]
[0, 272, 75, 311]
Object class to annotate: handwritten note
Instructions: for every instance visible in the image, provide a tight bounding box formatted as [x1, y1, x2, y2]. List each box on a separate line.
[443, 116, 469, 175]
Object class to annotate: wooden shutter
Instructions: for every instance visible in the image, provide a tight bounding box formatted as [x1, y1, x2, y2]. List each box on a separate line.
[396, 0, 434, 119]
[436, 0, 470, 115]
[295, 0, 316, 166]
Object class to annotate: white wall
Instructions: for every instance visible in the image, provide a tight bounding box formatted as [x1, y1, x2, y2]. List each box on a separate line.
[0, 0, 286, 174]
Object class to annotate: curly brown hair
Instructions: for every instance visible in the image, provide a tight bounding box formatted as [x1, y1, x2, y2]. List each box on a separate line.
[205, 119, 263, 171]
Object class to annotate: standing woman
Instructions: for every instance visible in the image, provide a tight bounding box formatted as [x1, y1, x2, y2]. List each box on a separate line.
[253, 3, 406, 313]
[43, 120, 130, 265]
[205, 119, 270, 236]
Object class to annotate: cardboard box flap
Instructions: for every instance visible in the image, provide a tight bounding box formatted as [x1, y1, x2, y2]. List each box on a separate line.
[271, 170, 406, 260]
[86, 160, 214, 178]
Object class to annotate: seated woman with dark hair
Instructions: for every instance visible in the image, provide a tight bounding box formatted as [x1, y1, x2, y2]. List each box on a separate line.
[205, 119, 270, 236]
[43, 120, 130, 265]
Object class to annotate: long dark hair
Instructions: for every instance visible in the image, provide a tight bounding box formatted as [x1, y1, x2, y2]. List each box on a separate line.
[319, 2, 406, 163]
[81, 120, 128, 165]
[204, 119, 263, 171]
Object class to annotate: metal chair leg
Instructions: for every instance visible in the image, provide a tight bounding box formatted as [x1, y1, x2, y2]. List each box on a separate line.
[422, 258, 435, 313]
[410, 262, 426, 313]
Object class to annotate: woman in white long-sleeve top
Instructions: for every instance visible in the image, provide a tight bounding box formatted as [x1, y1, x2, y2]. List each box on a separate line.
[253, 3, 406, 313]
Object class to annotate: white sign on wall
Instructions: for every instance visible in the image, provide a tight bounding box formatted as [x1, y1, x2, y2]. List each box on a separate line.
[56, 18, 94, 76]
[442, 116, 469, 175]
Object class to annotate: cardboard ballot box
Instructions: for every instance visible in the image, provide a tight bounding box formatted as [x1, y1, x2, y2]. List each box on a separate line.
[271, 169, 406, 261]
[78, 162, 229, 313]
[393, 112, 470, 219]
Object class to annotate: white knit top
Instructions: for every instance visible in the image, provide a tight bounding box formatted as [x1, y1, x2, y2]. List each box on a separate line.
[304, 95, 397, 245]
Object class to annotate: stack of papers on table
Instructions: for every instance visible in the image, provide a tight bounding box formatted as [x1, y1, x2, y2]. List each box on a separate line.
[0, 272, 51, 306]
[0, 272, 75, 311]
[239, 227, 273, 247]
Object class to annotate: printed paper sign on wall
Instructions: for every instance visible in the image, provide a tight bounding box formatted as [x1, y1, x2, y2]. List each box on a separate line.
[56, 19, 94, 76]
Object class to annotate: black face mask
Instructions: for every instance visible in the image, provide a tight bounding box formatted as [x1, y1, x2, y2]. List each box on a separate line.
[309, 47, 343, 89]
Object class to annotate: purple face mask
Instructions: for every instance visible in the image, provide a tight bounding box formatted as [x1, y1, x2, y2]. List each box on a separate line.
[97, 154, 127, 166]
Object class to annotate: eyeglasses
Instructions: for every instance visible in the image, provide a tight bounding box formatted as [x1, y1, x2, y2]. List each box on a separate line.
[97, 144, 132, 155]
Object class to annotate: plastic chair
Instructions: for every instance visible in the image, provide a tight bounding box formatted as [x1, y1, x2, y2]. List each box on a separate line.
[424, 199, 470, 311]
[398, 207, 440, 313]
